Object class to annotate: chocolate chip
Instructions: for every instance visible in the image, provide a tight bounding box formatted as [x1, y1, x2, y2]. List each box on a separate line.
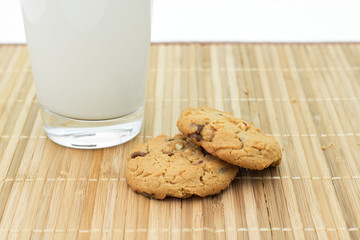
[198, 160, 204, 164]
[131, 152, 146, 158]
[189, 133, 202, 142]
[197, 125, 205, 133]
[163, 151, 174, 156]
[167, 138, 174, 141]
[242, 122, 248, 126]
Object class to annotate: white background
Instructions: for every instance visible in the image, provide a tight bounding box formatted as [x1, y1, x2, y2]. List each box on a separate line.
[1, 0, 360, 43]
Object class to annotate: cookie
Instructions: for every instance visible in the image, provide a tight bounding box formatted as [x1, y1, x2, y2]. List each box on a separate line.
[126, 134, 238, 199]
[177, 107, 282, 170]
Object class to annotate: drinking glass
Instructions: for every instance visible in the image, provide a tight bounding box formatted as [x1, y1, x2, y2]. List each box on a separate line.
[20, 0, 151, 148]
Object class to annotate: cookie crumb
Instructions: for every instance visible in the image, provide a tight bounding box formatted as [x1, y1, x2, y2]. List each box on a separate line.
[328, 142, 333, 148]
[281, 148, 284, 151]
[291, 99, 297, 103]
[321, 146, 326, 151]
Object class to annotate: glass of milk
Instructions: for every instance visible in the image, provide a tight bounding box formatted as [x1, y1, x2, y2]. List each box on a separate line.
[20, 0, 151, 148]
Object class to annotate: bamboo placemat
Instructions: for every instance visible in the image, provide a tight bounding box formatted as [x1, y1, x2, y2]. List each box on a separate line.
[0, 43, 360, 240]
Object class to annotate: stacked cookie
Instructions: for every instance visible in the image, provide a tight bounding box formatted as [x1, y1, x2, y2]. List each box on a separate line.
[126, 107, 282, 199]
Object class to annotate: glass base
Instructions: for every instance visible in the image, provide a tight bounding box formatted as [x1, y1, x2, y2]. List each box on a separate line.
[41, 107, 144, 149]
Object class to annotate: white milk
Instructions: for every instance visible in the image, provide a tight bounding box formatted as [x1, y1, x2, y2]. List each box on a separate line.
[22, 0, 150, 120]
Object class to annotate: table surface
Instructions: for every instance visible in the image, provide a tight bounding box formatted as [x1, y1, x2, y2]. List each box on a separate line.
[0, 44, 360, 240]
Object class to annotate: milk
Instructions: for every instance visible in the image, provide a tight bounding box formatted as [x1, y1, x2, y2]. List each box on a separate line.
[22, 0, 150, 120]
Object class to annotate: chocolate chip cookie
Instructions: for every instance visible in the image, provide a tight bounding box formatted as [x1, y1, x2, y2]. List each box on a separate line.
[126, 134, 239, 199]
[177, 107, 282, 170]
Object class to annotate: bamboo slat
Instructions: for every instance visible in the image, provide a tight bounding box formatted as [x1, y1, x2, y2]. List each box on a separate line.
[0, 43, 359, 240]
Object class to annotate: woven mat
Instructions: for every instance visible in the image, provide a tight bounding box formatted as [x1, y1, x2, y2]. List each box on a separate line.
[0, 44, 360, 239]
